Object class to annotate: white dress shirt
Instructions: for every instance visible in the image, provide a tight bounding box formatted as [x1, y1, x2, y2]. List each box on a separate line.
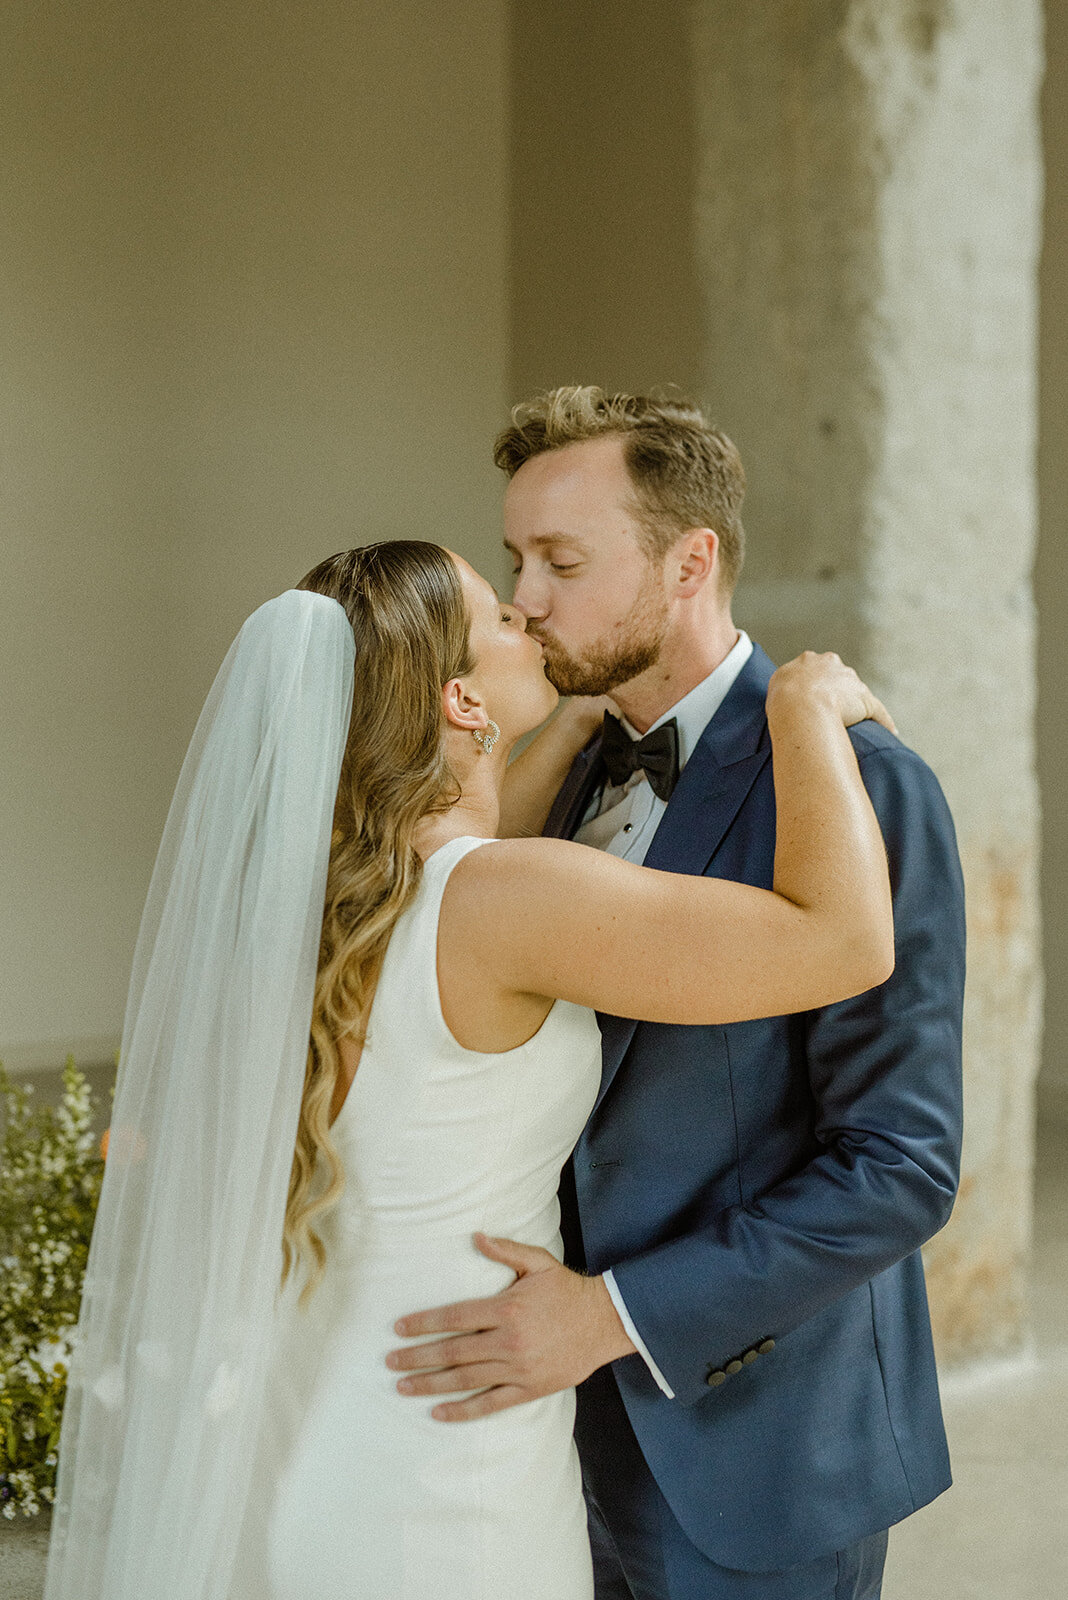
[575, 631, 754, 1398]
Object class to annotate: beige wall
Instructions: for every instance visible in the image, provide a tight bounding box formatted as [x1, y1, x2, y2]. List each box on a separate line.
[0, 3, 180, 1073]
[165, 1, 511, 730]
[1, 1, 510, 1072]
[1038, 0, 1068, 1107]
[509, 0, 703, 403]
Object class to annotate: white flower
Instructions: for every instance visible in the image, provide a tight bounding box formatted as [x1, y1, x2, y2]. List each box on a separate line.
[29, 1338, 70, 1378]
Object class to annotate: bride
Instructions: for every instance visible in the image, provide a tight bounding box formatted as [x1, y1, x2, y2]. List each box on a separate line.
[43, 540, 894, 1600]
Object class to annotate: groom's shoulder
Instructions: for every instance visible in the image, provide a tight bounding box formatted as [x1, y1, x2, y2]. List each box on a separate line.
[845, 722, 957, 832]
[848, 719, 906, 759]
[847, 719, 939, 775]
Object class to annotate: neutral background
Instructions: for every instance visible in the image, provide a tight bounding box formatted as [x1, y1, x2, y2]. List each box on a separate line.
[3, 3, 1067, 1594]
[1, 0, 1064, 1332]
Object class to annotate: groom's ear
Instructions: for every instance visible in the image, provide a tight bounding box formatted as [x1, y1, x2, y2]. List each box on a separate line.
[441, 677, 489, 734]
[675, 529, 720, 597]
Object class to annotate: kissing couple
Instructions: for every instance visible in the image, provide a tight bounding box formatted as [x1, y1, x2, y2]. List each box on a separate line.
[44, 388, 965, 1600]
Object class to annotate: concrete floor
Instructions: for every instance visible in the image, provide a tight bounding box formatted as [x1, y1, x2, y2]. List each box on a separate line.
[883, 1113, 1068, 1599]
[2, 1096, 1066, 1599]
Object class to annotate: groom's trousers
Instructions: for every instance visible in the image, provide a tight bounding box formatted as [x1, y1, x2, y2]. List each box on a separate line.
[578, 1365, 887, 1600]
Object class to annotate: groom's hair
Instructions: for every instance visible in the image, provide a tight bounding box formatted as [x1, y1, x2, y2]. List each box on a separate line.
[493, 386, 746, 595]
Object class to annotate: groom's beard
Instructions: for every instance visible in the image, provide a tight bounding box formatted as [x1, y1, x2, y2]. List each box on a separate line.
[534, 588, 669, 698]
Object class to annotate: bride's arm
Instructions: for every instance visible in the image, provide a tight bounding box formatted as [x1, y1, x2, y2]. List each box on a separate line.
[497, 697, 610, 839]
[455, 654, 896, 1023]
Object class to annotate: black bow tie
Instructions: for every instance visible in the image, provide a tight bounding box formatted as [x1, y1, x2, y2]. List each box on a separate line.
[600, 713, 681, 802]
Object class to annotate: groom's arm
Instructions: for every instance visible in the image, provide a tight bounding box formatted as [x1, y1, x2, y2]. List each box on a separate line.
[607, 740, 966, 1404]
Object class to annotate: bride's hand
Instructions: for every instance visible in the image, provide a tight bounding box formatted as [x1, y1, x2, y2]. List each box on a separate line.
[767, 652, 897, 736]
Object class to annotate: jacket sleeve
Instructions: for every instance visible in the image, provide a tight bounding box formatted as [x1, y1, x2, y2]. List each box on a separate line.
[607, 742, 966, 1406]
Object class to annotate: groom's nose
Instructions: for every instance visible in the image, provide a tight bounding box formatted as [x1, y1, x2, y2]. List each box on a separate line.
[511, 568, 547, 622]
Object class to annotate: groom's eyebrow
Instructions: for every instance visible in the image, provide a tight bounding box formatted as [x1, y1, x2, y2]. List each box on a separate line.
[502, 534, 591, 554]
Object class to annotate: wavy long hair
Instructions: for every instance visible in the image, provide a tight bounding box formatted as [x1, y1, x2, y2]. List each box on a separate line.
[281, 541, 474, 1304]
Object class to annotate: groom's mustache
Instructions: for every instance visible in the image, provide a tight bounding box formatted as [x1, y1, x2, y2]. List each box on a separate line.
[526, 627, 559, 651]
[529, 629, 573, 670]
[525, 628, 571, 684]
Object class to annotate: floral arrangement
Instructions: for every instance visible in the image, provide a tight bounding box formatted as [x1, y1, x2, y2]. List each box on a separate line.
[0, 1057, 105, 1519]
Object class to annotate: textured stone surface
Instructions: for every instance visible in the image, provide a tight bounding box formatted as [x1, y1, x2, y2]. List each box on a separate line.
[1037, 0, 1068, 1113]
[0, 1512, 51, 1600]
[693, 0, 1045, 1364]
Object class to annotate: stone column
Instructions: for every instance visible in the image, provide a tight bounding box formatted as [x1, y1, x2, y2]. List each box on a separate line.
[692, 0, 1044, 1364]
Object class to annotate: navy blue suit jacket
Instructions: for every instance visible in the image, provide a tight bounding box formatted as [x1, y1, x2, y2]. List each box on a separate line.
[545, 643, 966, 1573]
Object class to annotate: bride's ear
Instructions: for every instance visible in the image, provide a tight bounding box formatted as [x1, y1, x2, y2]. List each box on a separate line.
[442, 677, 489, 735]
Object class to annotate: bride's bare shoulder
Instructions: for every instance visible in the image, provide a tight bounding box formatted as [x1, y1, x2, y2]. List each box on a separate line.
[446, 835, 636, 917]
[441, 837, 621, 978]
[456, 835, 606, 887]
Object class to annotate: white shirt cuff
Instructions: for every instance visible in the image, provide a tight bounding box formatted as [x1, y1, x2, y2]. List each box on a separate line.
[601, 1269, 675, 1398]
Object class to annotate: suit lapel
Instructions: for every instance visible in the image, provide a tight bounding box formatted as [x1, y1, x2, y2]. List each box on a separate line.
[642, 650, 774, 875]
[542, 735, 606, 840]
[592, 645, 778, 1113]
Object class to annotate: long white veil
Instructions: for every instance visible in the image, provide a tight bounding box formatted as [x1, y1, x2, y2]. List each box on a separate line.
[43, 589, 355, 1600]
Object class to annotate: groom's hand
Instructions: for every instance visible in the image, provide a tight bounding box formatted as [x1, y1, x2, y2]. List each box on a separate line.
[385, 1233, 637, 1421]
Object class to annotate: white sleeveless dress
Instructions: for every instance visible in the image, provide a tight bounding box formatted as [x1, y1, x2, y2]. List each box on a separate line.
[230, 836, 603, 1600]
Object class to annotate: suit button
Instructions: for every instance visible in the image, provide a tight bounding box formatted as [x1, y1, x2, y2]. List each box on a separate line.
[706, 1369, 727, 1387]
[757, 1338, 776, 1355]
[742, 1349, 758, 1365]
[725, 1359, 743, 1375]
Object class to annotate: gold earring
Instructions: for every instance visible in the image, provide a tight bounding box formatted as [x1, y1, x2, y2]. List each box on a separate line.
[472, 719, 501, 754]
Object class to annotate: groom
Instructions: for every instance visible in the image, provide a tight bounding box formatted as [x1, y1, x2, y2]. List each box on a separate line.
[391, 388, 966, 1599]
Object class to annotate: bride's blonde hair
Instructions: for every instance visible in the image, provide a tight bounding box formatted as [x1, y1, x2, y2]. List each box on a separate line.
[282, 541, 475, 1304]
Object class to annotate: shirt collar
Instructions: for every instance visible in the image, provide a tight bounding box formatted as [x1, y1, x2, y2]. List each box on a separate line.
[617, 631, 754, 771]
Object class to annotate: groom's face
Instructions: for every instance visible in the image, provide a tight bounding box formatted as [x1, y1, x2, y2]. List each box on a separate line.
[503, 435, 670, 698]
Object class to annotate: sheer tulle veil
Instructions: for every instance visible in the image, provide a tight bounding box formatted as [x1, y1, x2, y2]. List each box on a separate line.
[43, 589, 355, 1600]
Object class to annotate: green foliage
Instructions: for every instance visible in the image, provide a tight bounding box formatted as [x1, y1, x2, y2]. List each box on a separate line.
[0, 1057, 105, 1519]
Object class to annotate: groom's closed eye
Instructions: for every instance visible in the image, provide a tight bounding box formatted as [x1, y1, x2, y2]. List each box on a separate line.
[510, 564, 582, 576]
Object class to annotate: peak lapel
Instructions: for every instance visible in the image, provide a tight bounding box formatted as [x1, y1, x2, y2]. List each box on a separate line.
[594, 645, 778, 1110]
[642, 645, 775, 874]
[542, 736, 606, 841]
